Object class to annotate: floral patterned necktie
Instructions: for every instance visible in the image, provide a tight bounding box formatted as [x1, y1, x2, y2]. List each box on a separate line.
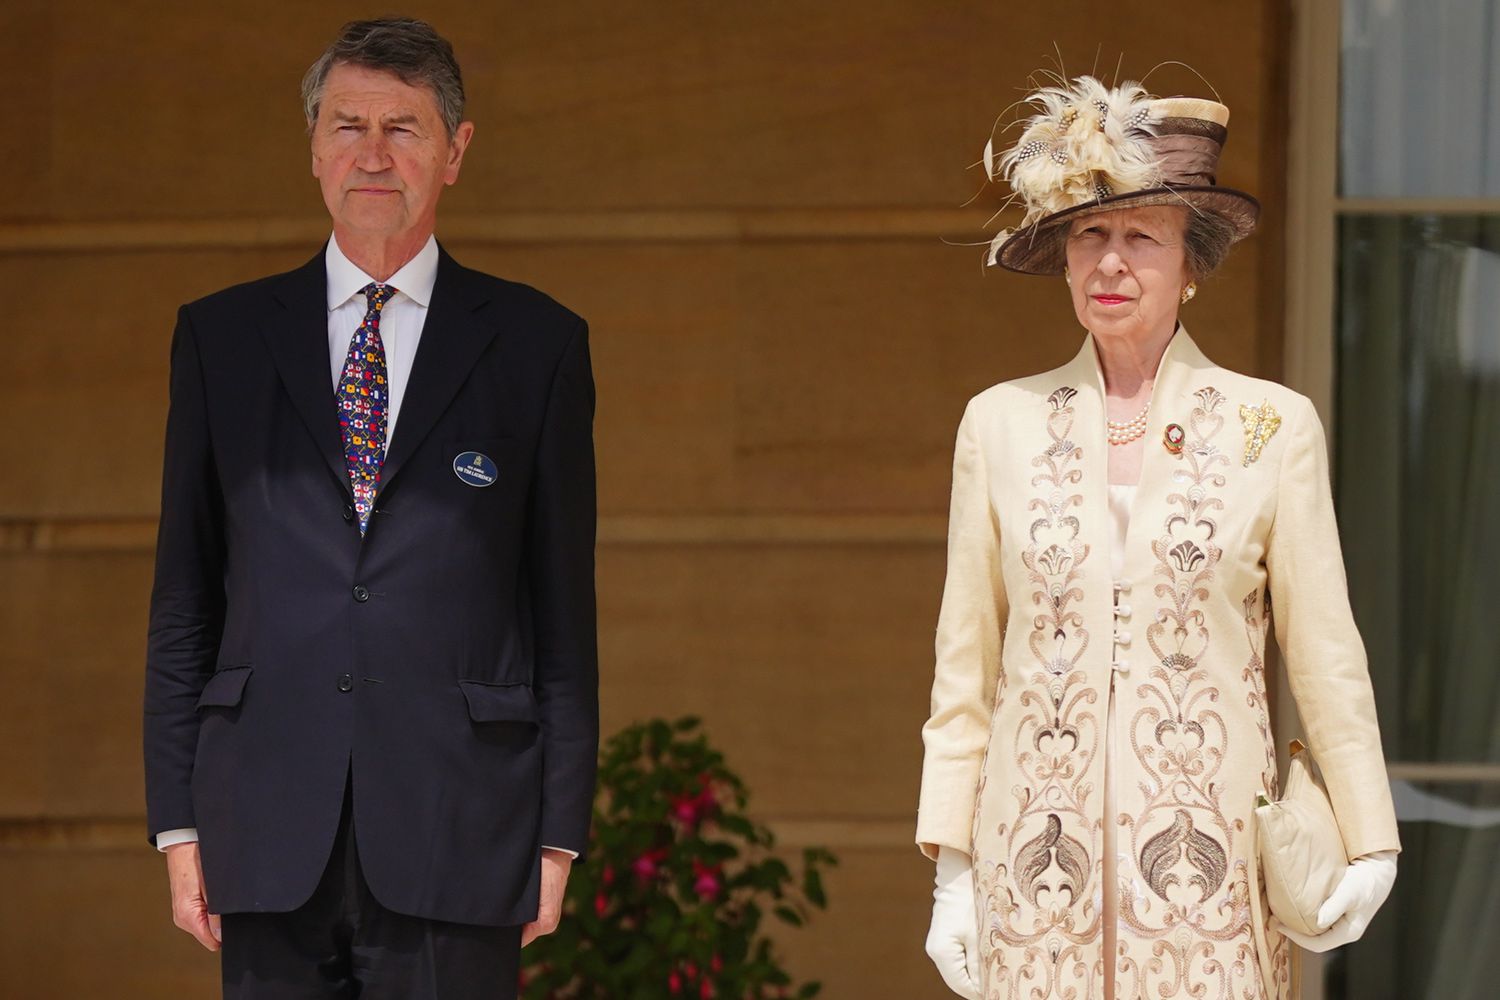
[336, 282, 396, 535]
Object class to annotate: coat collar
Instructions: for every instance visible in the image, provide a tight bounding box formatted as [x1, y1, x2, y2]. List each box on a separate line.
[1053, 322, 1222, 592]
[1059, 321, 1216, 411]
[261, 240, 498, 506]
[376, 243, 497, 501]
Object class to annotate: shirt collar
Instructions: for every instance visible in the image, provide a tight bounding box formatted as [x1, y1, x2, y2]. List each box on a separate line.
[324, 234, 440, 311]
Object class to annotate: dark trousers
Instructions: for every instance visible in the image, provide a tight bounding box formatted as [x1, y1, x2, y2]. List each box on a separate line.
[220, 764, 522, 999]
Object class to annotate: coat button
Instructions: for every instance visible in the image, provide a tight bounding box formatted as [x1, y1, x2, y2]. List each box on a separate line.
[352, 585, 370, 602]
[1114, 629, 1132, 647]
[337, 673, 353, 692]
[1114, 603, 1133, 620]
[342, 504, 354, 523]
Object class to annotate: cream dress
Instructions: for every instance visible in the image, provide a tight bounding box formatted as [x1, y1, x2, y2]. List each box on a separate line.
[916, 327, 1401, 1000]
[1103, 482, 1135, 998]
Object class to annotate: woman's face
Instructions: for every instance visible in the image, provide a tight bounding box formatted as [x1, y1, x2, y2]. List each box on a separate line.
[1063, 205, 1192, 343]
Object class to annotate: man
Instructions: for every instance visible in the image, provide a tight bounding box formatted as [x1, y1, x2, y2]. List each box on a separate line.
[142, 18, 598, 998]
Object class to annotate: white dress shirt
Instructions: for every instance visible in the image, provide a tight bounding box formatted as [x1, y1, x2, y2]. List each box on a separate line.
[322, 231, 439, 446]
[156, 235, 576, 860]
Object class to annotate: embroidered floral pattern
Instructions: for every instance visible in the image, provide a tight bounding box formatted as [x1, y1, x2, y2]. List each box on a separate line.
[1114, 385, 1263, 998]
[959, 342, 1300, 1000]
[1243, 589, 1278, 802]
[1242, 587, 1293, 994]
[975, 386, 1101, 999]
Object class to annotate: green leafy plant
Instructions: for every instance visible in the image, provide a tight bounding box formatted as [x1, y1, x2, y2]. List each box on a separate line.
[520, 717, 837, 999]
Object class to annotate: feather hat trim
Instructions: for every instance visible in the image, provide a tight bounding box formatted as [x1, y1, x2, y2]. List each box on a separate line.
[983, 76, 1260, 275]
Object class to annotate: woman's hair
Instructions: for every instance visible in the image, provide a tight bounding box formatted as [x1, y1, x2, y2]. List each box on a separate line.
[1183, 211, 1240, 281]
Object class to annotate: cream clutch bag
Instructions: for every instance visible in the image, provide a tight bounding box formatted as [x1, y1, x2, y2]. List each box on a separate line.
[1253, 738, 1350, 933]
[1247, 739, 1350, 981]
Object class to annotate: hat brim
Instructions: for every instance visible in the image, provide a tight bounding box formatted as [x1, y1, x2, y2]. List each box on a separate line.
[992, 185, 1261, 276]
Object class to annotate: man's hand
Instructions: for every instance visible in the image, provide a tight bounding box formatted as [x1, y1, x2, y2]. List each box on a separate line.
[521, 848, 573, 947]
[165, 841, 222, 951]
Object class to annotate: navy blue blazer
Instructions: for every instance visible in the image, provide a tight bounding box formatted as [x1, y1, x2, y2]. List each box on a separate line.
[143, 243, 598, 926]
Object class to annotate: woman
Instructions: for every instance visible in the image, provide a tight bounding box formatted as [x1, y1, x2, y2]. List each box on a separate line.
[915, 75, 1401, 1000]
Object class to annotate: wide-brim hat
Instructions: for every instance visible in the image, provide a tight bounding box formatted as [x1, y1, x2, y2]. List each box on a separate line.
[984, 77, 1260, 275]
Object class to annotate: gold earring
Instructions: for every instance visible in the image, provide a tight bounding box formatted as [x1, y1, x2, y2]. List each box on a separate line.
[1181, 282, 1197, 304]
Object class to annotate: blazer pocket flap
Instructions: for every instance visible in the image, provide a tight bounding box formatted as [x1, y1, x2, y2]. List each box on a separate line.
[459, 680, 538, 724]
[196, 666, 252, 709]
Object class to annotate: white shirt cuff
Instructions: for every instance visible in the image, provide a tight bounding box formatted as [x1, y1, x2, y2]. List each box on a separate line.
[155, 827, 200, 852]
[155, 827, 575, 860]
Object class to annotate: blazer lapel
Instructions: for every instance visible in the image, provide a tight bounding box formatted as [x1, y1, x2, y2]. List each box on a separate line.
[1092, 324, 1219, 588]
[1052, 337, 1113, 632]
[264, 247, 353, 500]
[375, 244, 498, 501]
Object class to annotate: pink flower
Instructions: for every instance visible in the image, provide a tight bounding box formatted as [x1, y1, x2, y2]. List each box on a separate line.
[632, 847, 668, 882]
[593, 891, 608, 917]
[668, 971, 682, 995]
[672, 775, 721, 827]
[693, 775, 719, 817]
[691, 859, 723, 900]
[710, 954, 723, 973]
[672, 796, 700, 825]
[699, 979, 714, 999]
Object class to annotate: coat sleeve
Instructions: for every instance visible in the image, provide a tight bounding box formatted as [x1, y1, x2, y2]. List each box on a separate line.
[143, 306, 227, 842]
[526, 317, 600, 859]
[1264, 395, 1401, 859]
[916, 397, 1008, 862]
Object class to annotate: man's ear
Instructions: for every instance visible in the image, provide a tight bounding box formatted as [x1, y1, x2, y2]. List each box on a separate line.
[444, 121, 475, 185]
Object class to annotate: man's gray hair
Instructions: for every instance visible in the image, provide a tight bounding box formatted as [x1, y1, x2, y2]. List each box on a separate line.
[301, 17, 465, 138]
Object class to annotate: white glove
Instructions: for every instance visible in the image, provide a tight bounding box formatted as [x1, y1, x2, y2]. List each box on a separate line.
[925, 846, 983, 999]
[1273, 849, 1397, 952]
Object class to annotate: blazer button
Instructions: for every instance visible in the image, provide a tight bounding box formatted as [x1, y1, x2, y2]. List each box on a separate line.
[352, 584, 370, 602]
[337, 673, 353, 692]
[342, 504, 354, 523]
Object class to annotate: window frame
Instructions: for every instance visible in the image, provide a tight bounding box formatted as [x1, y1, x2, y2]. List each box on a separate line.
[1286, 1, 1500, 996]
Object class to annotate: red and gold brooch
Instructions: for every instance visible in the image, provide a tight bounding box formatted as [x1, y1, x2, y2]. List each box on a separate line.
[1163, 423, 1185, 455]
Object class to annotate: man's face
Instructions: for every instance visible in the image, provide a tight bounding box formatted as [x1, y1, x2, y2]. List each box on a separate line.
[311, 62, 473, 240]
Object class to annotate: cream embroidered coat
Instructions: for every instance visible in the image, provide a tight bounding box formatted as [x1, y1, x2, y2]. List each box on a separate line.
[916, 326, 1401, 1000]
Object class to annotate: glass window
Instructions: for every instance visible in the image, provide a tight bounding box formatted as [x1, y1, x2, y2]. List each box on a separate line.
[1337, 214, 1500, 767]
[1329, 3, 1500, 996]
[1341, 1, 1500, 197]
[1322, 781, 1500, 997]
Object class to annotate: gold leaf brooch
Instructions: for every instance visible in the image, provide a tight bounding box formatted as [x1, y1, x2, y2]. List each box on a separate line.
[1239, 401, 1281, 466]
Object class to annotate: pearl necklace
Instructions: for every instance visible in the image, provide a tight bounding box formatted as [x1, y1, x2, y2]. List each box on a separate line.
[1106, 402, 1150, 445]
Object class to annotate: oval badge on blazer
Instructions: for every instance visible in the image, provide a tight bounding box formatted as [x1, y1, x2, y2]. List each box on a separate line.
[453, 451, 498, 488]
